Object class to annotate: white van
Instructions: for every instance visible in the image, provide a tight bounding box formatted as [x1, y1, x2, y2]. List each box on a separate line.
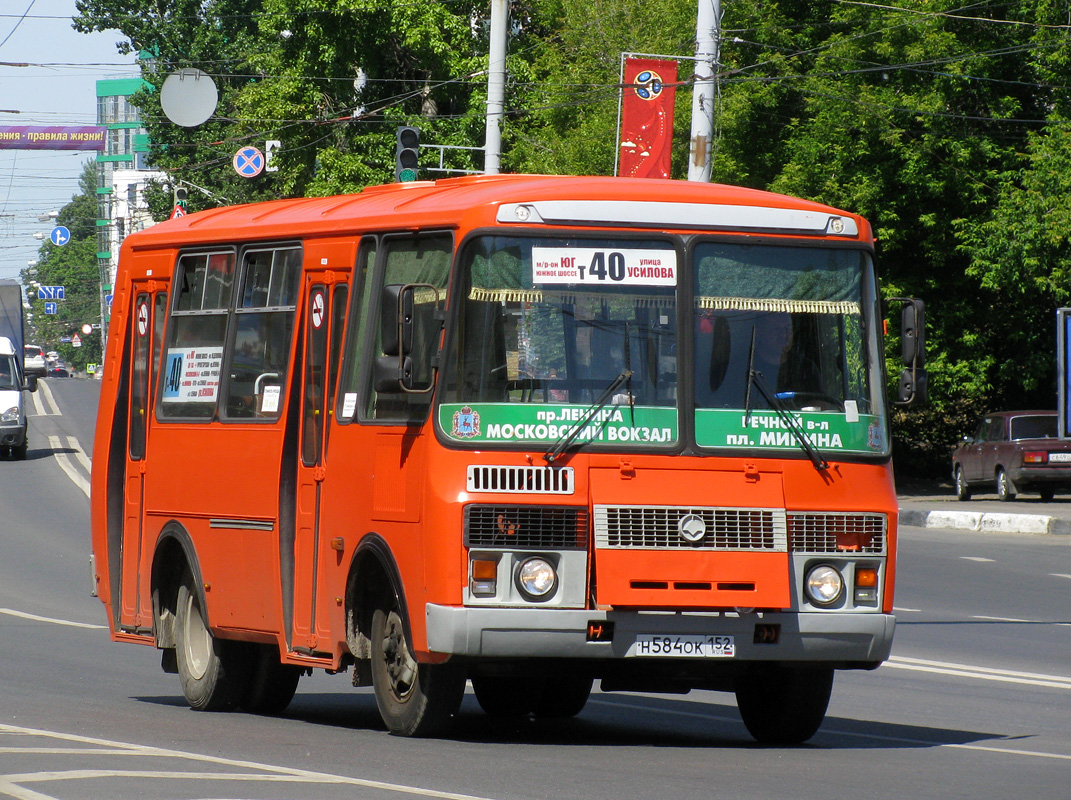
[0, 336, 37, 460]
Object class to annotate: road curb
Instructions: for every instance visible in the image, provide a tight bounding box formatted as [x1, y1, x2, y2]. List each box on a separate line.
[899, 507, 1071, 535]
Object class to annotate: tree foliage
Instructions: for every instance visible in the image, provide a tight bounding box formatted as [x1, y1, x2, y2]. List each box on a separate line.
[67, 0, 1071, 475]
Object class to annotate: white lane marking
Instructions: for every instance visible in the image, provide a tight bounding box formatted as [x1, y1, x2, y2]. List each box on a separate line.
[0, 724, 499, 800]
[29, 380, 60, 417]
[886, 655, 1071, 689]
[0, 609, 105, 630]
[961, 556, 995, 562]
[37, 379, 61, 415]
[48, 435, 89, 498]
[66, 435, 91, 471]
[1052, 574, 1071, 580]
[892, 606, 921, 612]
[972, 615, 1033, 623]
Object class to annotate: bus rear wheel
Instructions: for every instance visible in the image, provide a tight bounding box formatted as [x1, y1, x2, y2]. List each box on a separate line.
[371, 606, 465, 737]
[174, 569, 249, 711]
[240, 644, 302, 715]
[734, 666, 833, 745]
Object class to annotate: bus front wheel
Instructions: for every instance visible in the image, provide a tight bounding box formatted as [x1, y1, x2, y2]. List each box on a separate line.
[734, 666, 833, 745]
[174, 569, 248, 711]
[370, 606, 465, 737]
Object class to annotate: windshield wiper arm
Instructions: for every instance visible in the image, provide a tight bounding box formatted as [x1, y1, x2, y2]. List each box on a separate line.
[747, 369, 829, 472]
[543, 369, 633, 464]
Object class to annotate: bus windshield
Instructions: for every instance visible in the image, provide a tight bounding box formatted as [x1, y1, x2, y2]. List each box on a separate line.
[440, 234, 679, 449]
[692, 242, 888, 456]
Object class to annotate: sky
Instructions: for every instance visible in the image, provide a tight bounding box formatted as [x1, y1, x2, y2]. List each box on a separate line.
[0, 0, 132, 282]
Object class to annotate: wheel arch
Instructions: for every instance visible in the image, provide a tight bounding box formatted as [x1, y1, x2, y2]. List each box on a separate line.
[151, 521, 204, 650]
[345, 532, 413, 662]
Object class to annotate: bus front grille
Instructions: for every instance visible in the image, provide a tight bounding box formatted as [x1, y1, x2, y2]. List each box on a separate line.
[787, 512, 887, 554]
[593, 506, 787, 551]
[464, 505, 588, 549]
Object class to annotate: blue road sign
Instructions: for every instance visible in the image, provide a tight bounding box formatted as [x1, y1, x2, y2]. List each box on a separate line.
[38, 285, 65, 300]
[44, 302, 58, 315]
[50, 226, 71, 246]
[233, 146, 265, 178]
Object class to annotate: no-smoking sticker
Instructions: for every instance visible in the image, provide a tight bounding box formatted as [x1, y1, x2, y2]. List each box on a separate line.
[137, 301, 149, 337]
[310, 291, 325, 329]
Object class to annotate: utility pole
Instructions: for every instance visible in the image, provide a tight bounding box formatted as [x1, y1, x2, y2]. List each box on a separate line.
[688, 0, 720, 182]
[484, 0, 508, 175]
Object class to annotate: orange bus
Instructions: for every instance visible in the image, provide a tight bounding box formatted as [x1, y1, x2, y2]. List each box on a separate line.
[91, 174, 923, 744]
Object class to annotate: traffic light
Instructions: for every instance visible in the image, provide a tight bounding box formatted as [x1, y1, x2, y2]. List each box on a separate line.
[395, 126, 420, 182]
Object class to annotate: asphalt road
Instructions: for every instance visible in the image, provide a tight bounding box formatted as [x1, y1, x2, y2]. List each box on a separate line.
[1, 378, 1068, 800]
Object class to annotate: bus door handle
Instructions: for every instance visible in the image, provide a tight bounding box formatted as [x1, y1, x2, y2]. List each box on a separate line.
[313, 465, 326, 482]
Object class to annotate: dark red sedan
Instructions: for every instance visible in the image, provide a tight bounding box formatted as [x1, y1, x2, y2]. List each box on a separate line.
[952, 411, 1071, 501]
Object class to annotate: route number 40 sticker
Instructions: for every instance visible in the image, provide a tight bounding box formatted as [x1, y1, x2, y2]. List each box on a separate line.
[532, 247, 677, 287]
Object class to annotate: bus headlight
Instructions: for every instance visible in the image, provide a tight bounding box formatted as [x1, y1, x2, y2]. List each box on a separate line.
[804, 564, 843, 606]
[515, 557, 557, 601]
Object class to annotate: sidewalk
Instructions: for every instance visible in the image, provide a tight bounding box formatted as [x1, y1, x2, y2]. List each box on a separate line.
[897, 479, 1071, 535]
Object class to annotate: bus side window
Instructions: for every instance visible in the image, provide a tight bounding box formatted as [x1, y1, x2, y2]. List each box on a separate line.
[364, 233, 451, 423]
[159, 251, 233, 420]
[223, 247, 302, 420]
[335, 237, 376, 423]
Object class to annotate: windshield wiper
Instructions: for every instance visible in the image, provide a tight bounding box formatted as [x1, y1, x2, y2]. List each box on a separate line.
[543, 369, 633, 464]
[742, 326, 828, 472]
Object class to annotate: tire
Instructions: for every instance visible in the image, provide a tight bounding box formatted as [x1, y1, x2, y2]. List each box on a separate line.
[954, 466, 971, 501]
[12, 439, 26, 460]
[174, 569, 249, 711]
[734, 666, 834, 745]
[1039, 488, 1056, 502]
[471, 675, 538, 717]
[996, 468, 1016, 502]
[240, 644, 302, 715]
[532, 673, 592, 719]
[371, 605, 465, 737]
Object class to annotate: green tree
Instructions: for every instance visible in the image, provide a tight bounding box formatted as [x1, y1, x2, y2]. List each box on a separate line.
[75, 0, 489, 211]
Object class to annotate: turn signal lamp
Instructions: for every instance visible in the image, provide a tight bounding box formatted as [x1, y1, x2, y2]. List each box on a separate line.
[854, 566, 879, 606]
[470, 558, 497, 596]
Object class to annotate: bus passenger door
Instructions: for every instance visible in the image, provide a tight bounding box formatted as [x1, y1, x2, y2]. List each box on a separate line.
[120, 288, 166, 632]
[292, 281, 347, 652]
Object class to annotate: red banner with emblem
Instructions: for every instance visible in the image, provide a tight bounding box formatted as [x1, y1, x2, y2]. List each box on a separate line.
[619, 58, 678, 179]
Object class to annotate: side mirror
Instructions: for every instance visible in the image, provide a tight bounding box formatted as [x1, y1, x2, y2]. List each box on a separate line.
[889, 297, 926, 405]
[380, 284, 413, 358]
[374, 283, 438, 394]
[24, 375, 37, 393]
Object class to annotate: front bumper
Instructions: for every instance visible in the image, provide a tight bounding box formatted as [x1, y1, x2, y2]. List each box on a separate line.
[426, 604, 894, 665]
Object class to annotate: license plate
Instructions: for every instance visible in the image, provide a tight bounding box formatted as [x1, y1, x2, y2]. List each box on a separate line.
[1048, 452, 1071, 462]
[627, 634, 735, 658]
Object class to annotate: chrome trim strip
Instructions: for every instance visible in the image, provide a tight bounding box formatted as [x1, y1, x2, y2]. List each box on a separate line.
[209, 518, 275, 531]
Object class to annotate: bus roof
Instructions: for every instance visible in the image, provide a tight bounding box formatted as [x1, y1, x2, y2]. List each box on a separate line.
[126, 174, 872, 251]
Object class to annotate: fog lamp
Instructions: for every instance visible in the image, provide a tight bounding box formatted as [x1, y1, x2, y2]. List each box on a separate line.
[804, 564, 843, 606]
[515, 556, 557, 601]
